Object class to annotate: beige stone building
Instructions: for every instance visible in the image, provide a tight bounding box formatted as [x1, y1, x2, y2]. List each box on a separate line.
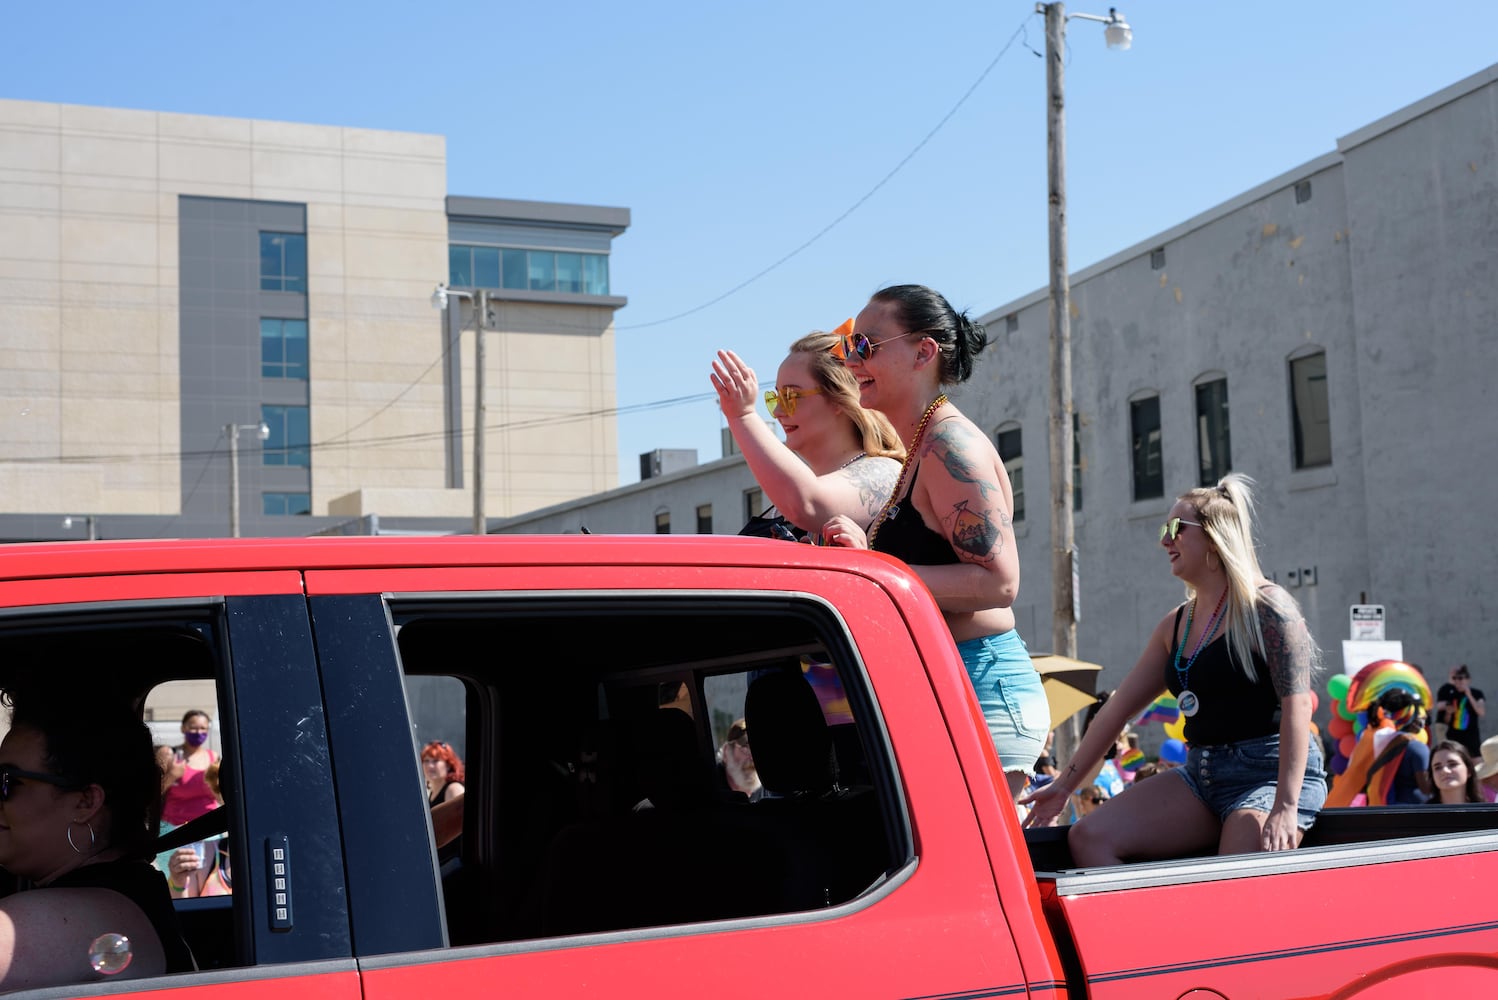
[0, 99, 628, 540]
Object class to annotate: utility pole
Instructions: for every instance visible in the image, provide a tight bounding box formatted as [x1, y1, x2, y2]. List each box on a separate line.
[1043, 1, 1078, 662]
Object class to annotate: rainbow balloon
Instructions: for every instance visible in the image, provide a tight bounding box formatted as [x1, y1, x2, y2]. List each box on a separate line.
[1344, 659, 1432, 714]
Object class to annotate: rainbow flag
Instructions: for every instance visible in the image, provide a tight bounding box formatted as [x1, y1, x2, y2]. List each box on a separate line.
[1117, 747, 1147, 773]
[1453, 697, 1471, 731]
[1135, 693, 1180, 726]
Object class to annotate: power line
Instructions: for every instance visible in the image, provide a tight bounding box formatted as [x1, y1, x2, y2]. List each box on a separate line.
[616, 15, 1031, 331]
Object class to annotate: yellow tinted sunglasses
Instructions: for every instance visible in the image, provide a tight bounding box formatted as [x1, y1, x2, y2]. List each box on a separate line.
[764, 386, 824, 417]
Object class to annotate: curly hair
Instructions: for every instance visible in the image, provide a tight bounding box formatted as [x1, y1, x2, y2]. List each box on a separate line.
[421, 741, 464, 783]
[2, 685, 160, 860]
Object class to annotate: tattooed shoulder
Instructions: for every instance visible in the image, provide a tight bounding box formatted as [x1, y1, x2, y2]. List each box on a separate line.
[845, 457, 900, 521]
[1257, 590, 1314, 697]
[925, 420, 1001, 502]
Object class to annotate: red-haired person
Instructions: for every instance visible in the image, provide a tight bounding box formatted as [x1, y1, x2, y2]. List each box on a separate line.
[421, 741, 465, 808]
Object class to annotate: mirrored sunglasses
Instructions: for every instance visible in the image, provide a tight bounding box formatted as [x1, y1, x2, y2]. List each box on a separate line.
[832, 328, 932, 363]
[764, 386, 823, 418]
[1159, 517, 1202, 542]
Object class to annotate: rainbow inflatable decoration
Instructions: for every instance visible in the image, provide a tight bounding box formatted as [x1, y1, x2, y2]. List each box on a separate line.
[1343, 659, 1432, 715]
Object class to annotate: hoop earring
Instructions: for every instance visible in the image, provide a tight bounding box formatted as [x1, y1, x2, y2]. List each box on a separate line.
[66, 821, 96, 855]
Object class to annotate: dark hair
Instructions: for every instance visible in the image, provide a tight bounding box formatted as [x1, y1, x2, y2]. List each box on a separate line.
[181, 709, 210, 727]
[1429, 740, 1484, 803]
[3, 686, 160, 859]
[868, 284, 988, 384]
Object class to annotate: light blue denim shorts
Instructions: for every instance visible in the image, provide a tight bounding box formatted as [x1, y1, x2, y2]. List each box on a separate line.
[956, 630, 1049, 774]
[1174, 733, 1328, 829]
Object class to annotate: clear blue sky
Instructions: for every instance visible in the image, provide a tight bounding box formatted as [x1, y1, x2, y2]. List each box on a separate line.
[4, 2, 1493, 490]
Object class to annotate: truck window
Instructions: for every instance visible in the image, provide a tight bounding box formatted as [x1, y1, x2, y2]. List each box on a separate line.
[392, 594, 908, 946]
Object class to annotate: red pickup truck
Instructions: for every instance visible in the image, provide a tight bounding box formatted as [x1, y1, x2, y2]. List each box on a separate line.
[2, 536, 1496, 998]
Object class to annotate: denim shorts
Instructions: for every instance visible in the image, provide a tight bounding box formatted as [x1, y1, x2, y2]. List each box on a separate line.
[1174, 733, 1328, 829]
[957, 630, 1049, 774]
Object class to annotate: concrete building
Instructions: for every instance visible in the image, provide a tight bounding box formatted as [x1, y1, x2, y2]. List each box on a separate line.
[0, 99, 628, 540]
[496, 63, 1498, 692]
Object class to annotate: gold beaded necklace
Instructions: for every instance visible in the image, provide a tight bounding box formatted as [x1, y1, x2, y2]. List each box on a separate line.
[867, 394, 947, 546]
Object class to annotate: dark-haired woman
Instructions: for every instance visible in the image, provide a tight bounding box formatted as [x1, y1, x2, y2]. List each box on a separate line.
[712, 328, 903, 542]
[0, 688, 194, 988]
[1429, 740, 1485, 805]
[823, 284, 1048, 797]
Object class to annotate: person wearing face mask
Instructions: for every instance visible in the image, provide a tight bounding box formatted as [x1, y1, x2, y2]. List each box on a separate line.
[156, 710, 218, 870]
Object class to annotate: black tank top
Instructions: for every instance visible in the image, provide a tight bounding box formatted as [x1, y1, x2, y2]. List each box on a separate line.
[1164, 604, 1281, 746]
[48, 860, 196, 972]
[871, 463, 958, 565]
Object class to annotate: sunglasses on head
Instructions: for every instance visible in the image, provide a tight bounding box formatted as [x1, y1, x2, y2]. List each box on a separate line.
[764, 386, 823, 418]
[0, 765, 79, 802]
[1159, 517, 1202, 542]
[831, 327, 934, 363]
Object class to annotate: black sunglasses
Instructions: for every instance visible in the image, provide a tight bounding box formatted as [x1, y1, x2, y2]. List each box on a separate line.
[0, 766, 80, 802]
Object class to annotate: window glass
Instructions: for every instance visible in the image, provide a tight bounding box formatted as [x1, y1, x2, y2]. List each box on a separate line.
[996, 426, 1023, 522]
[1130, 396, 1163, 501]
[695, 504, 713, 534]
[259, 232, 307, 293]
[654, 511, 670, 534]
[555, 253, 583, 294]
[263, 492, 311, 516]
[1195, 378, 1231, 485]
[527, 252, 555, 292]
[262, 405, 311, 467]
[260, 319, 308, 380]
[583, 255, 609, 296]
[1290, 352, 1332, 468]
[502, 249, 527, 290]
[744, 487, 764, 522]
[448, 245, 472, 287]
[473, 247, 501, 288]
[1072, 412, 1083, 512]
[390, 596, 904, 944]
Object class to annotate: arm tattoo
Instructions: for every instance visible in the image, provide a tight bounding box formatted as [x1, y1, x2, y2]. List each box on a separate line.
[845, 459, 899, 524]
[926, 421, 1000, 502]
[1259, 594, 1314, 697]
[947, 499, 1000, 563]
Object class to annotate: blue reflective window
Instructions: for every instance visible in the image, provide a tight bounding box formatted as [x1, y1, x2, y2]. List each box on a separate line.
[584, 255, 609, 296]
[260, 233, 307, 293]
[473, 246, 501, 288]
[263, 492, 311, 516]
[528, 252, 555, 292]
[448, 245, 472, 287]
[260, 319, 309, 380]
[556, 253, 583, 294]
[262, 404, 311, 467]
[502, 249, 527, 289]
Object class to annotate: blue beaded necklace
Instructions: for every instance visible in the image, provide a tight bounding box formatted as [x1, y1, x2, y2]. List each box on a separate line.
[1173, 588, 1228, 718]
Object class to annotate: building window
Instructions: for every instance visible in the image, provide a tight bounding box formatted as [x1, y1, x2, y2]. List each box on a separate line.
[449, 245, 610, 296]
[654, 511, 671, 535]
[262, 405, 310, 467]
[995, 425, 1024, 523]
[696, 504, 713, 534]
[260, 319, 309, 380]
[1150, 247, 1166, 270]
[1195, 378, 1232, 486]
[259, 233, 307, 293]
[1290, 351, 1332, 468]
[1130, 396, 1164, 501]
[1295, 180, 1313, 204]
[1073, 412, 1084, 513]
[263, 492, 311, 516]
[744, 488, 764, 522]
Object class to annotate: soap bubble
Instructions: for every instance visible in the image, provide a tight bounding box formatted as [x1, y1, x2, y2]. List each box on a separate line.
[88, 933, 132, 975]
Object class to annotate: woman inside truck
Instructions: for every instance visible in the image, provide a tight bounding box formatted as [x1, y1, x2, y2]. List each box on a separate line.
[821, 284, 1048, 799]
[712, 327, 904, 542]
[1021, 474, 1326, 862]
[0, 681, 194, 988]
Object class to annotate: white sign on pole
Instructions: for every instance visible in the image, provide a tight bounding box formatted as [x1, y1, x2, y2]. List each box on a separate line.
[1341, 639, 1404, 677]
[1350, 604, 1385, 641]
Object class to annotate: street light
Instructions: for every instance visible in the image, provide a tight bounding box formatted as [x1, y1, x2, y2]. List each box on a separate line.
[432, 283, 491, 535]
[62, 515, 97, 540]
[1037, 3, 1131, 663]
[226, 421, 270, 538]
